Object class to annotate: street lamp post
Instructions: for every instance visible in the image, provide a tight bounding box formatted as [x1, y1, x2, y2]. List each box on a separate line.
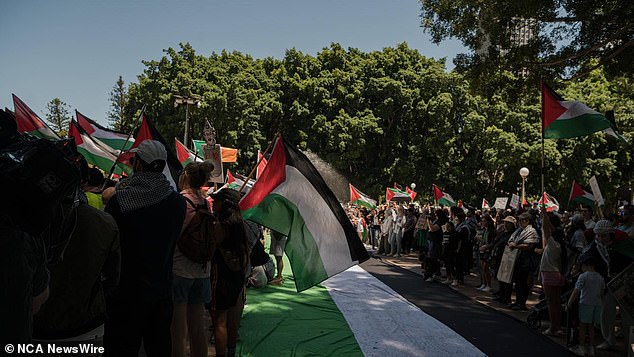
[174, 95, 201, 148]
[519, 167, 529, 206]
[410, 183, 416, 190]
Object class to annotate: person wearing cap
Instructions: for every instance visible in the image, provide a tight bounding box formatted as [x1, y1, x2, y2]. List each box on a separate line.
[566, 214, 587, 275]
[491, 215, 517, 304]
[104, 140, 186, 357]
[507, 212, 539, 311]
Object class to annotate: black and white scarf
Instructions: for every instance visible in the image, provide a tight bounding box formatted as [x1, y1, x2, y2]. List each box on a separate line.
[115, 172, 174, 213]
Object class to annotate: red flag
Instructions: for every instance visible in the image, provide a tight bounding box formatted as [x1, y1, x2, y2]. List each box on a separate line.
[406, 187, 417, 200]
[256, 151, 268, 179]
[12, 94, 59, 140]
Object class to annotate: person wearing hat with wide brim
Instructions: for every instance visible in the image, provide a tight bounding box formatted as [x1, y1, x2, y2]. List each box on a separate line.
[104, 140, 186, 356]
[506, 212, 539, 311]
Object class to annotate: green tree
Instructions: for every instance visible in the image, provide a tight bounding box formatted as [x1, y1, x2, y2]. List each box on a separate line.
[107, 75, 130, 132]
[45, 98, 71, 137]
[419, 0, 634, 81]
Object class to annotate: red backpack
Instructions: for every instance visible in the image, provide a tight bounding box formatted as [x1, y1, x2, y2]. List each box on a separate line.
[178, 196, 216, 263]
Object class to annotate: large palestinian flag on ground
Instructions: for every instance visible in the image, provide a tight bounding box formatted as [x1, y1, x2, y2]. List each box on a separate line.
[569, 181, 595, 207]
[239, 134, 370, 292]
[541, 81, 611, 139]
[76, 111, 133, 150]
[349, 184, 377, 209]
[68, 120, 131, 176]
[12, 94, 59, 140]
[433, 184, 456, 207]
[386, 187, 411, 202]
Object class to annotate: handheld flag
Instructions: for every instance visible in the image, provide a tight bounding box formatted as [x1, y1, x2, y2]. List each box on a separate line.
[433, 184, 456, 207]
[69, 120, 131, 176]
[386, 187, 412, 202]
[239, 134, 369, 292]
[541, 82, 611, 139]
[538, 192, 560, 212]
[406, 187, 417, 201]
[12, 94, 59, 140]
[482, 198, 490, 209]
[175, 137, 203, 167]
[76, 110, 133, 150]
[192, 140, 238, 163]
[349, 184, 377, 209]
[256, 151, 268, 179]
[569, 181, 595, 207]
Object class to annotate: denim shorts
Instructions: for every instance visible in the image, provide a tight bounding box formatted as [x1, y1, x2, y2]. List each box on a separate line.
[173, 275, 211, 304]
[578, 303, 601, 324]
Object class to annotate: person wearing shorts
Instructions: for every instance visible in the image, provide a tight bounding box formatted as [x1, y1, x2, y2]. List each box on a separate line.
[566, 256, 605, 357]
[269, 230, 288, 284]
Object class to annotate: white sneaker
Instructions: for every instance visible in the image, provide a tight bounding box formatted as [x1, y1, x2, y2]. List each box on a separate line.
[568, 345, 585, 356]
[477, 284, 486, 290]
[425, 277, 434, 282]
[482, 286, 492, 292]
[451, 280, 458, 286]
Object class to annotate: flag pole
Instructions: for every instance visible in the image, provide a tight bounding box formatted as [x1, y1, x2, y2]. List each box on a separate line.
[238, 133, 278, 194]
[102, 105, 146, 188]
[540, 80, 546, 209]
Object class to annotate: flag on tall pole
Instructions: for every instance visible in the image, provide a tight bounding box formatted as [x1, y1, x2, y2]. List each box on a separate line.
[569, 181, 595, 207]
[349, 184, 377, 209]
[12, 94, 59, 140]
[239, 134, 369, 292]
[541, 81, 611, 139]
[603, 111, 628, 144]
[76, 110, 134, 150]
[433, 184, 456, 207]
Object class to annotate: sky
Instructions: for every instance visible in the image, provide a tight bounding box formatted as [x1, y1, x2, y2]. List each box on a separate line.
[0, 0, 465, 127]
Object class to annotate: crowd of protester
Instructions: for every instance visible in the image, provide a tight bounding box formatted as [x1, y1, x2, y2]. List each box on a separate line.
[346, 199, 634, 356]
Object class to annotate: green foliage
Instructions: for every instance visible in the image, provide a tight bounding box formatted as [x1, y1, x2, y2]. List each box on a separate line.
[125, 42, 633, 208]
[45, 98, 71, 137]
[419, 0, 634, 82]
[108, 75, 130, 132]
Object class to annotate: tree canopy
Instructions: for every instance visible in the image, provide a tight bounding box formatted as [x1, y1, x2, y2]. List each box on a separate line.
[124, 42, 633, 207]
[419, 0, 634, 81]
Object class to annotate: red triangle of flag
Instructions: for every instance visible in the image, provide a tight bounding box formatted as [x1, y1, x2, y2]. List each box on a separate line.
[541, 81, 568, 132]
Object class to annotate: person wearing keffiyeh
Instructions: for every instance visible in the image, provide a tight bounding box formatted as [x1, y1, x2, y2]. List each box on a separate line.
[104, 140, 186, 357]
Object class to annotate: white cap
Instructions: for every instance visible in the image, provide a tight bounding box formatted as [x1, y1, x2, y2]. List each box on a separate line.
[130, 140, 167, 164]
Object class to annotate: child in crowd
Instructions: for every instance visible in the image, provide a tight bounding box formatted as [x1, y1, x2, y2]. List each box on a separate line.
[566, 256, 605, 357]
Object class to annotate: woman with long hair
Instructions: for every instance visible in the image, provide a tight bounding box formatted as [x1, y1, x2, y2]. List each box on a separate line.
[477, 215, 496, 292]
[171, 161, 214, 357]
[538, 211, 568, 336]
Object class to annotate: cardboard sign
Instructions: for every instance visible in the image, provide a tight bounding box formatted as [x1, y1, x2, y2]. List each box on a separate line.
[203, 144, 224, 183]
[494, 197, 509, 210]
[589, 175, 605, 206]
[607, 262, 634, 319]
[496, 245, 519, 283]
[509, 194, 520, 209]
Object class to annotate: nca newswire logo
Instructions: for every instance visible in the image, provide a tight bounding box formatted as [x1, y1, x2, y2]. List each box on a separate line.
[4, 343, 104, 354]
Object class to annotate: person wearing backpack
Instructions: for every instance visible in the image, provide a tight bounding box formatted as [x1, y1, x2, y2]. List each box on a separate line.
[209, 188, 249, 357]
[171, 161, 214, 357]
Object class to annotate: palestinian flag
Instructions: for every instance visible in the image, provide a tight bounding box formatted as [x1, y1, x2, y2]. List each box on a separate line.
[239, 134, 369, 292]
[175, 137, 202, 167]
[225, 170, 255, 193]
[117, 113, 182, 188]
[76, 110, 133, 150]
[386, 187, 411, 202]
[192, 139, 238, 163]
[433, 184, 456, 207]
[256, 151, 268, 179]
[68, 120, 131, 176]
[349, 184, 377, 209]
[538, 192, 560, 212]
[12, 94, 59, 140]
[569, 181, 595, 207]
[482, 199, 490, 209]
[541, 81, 611, 139]
[603, 111, 628, 144]
[406, 187, 417, 201]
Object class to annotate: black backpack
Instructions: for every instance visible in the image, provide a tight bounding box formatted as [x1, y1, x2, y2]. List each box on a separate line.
[178, 196, 216, 264]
